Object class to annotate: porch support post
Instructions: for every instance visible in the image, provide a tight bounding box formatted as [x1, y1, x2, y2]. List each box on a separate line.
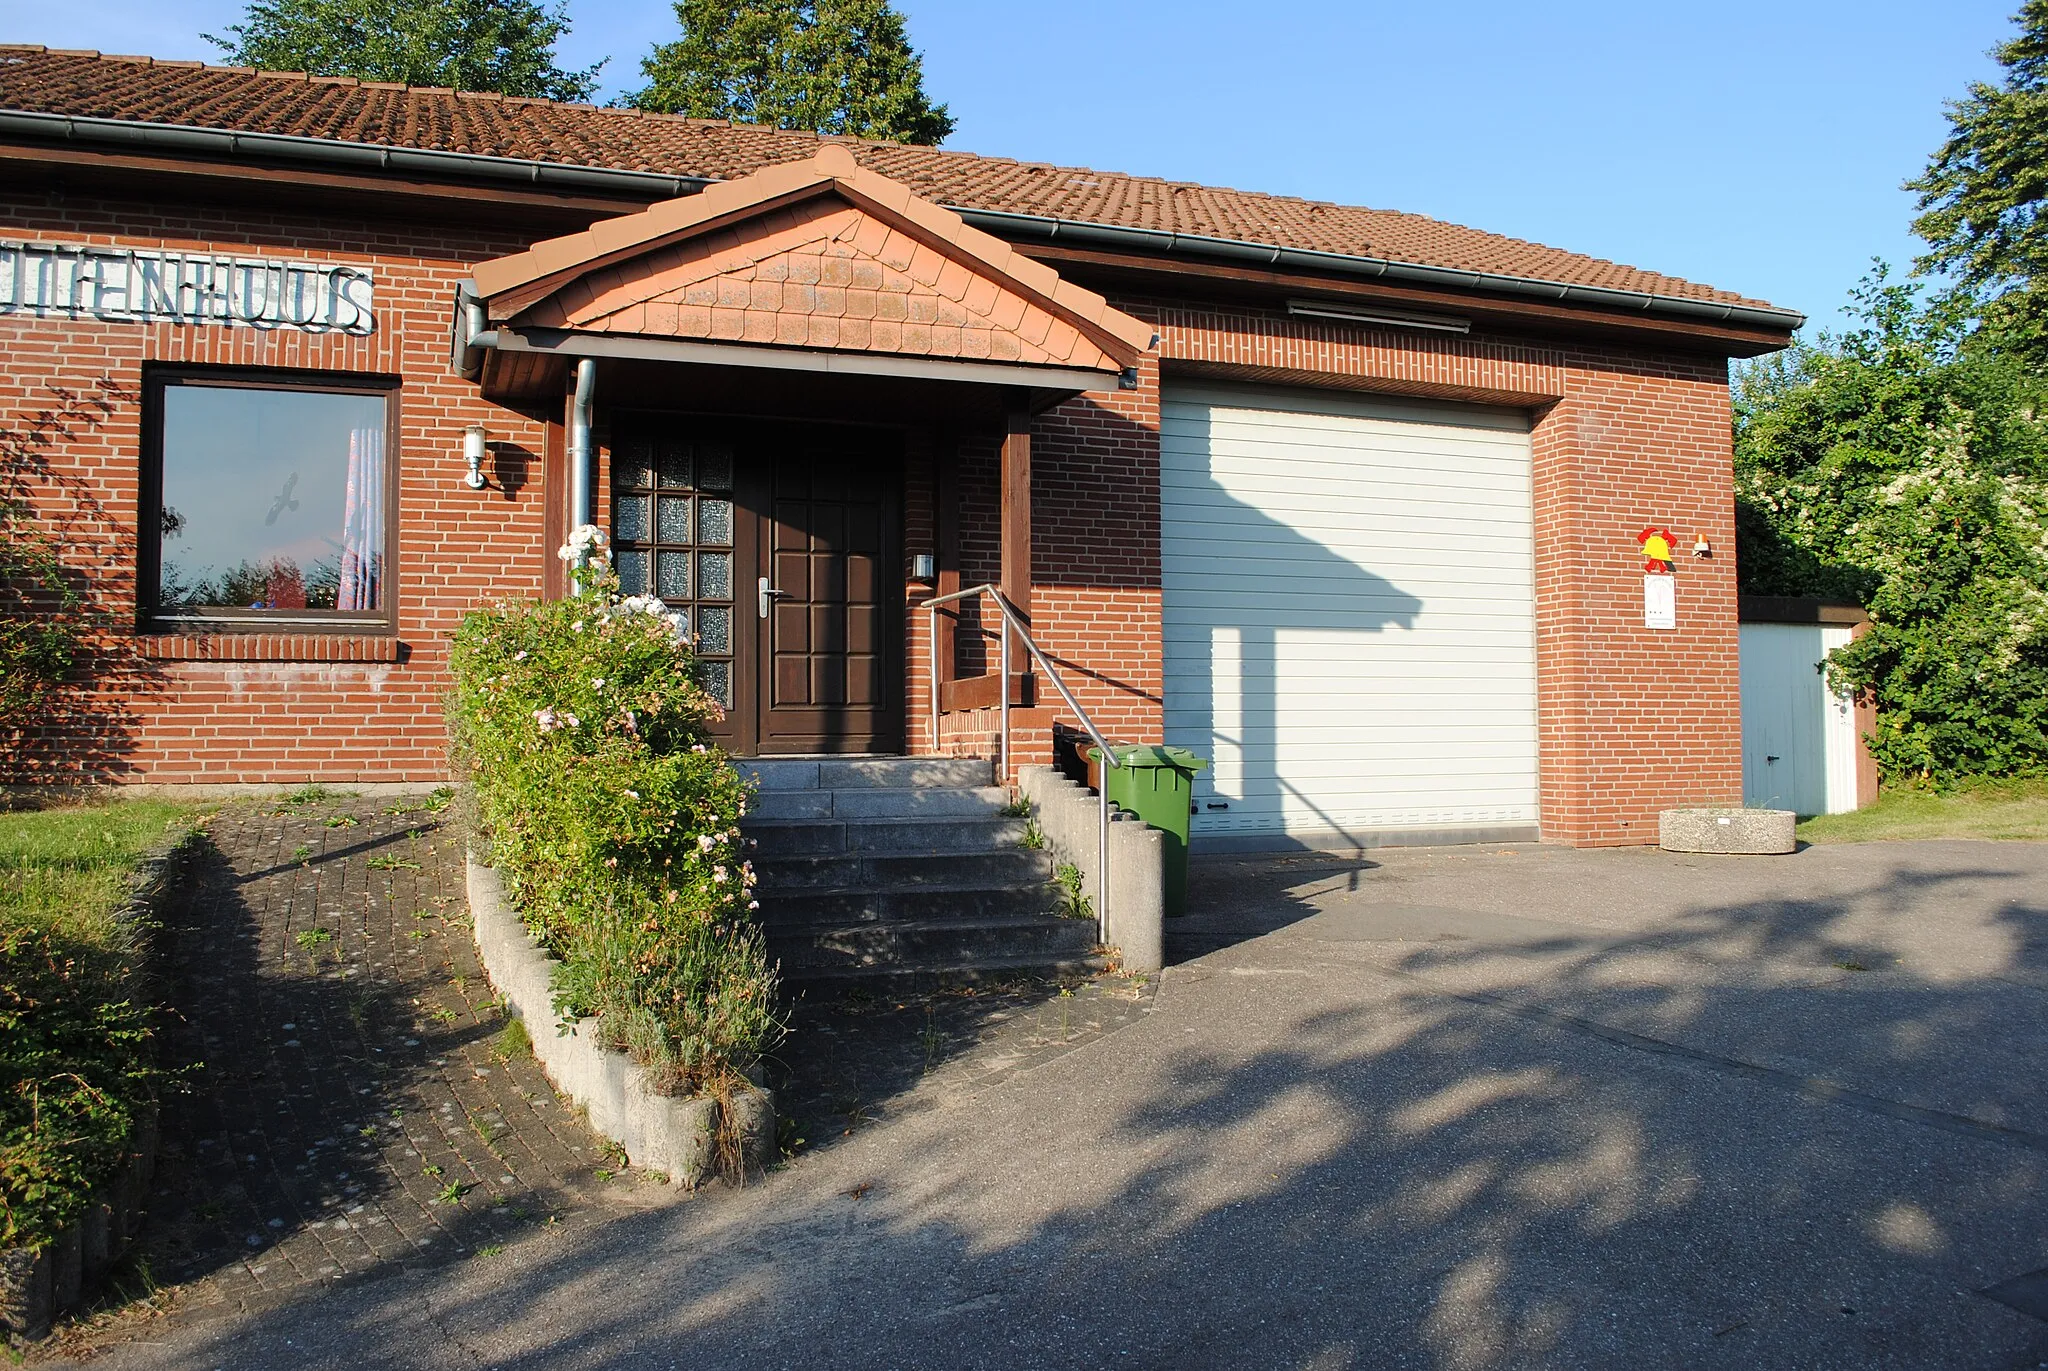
[999, 391, 1032, 675]
[934, 426, 959, 697]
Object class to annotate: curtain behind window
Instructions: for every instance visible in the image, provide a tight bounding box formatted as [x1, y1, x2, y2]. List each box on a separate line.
[337, 426, 384, 611]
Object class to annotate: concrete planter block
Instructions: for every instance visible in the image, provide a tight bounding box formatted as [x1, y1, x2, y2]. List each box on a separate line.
[0, 1245, 52, 1341]
[1660, 807, 1797, 855]
[1016, 765, 1165, 974]
[465, 858, 775, 1188]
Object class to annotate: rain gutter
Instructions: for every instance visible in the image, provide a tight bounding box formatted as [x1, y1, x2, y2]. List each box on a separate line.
[0, 109, 1806, 334]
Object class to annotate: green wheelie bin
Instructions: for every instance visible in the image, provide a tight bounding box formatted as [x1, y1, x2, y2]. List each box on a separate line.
[1088, 744, 1209, 917]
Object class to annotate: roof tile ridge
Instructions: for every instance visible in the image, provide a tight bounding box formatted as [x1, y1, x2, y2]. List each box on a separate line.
[0, 45, 52, 54]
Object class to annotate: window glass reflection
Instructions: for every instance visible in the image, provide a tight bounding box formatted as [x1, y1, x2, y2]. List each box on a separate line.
[156, 384, 389, 614]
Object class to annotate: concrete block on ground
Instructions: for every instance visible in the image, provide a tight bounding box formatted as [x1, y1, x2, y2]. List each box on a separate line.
[1017, 765, 1165, 974]
[1659, 807, 1797, 855]
[465, 857, 774, 1187]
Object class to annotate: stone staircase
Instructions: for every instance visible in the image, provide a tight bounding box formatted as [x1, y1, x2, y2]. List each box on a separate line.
[740, 757, 1104, 989]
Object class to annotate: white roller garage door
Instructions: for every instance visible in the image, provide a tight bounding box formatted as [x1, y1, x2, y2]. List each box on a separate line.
[1161, 384, 1539, 847]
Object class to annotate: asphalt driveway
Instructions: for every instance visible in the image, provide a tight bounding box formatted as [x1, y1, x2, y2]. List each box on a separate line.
[82, 838, 2048, 1370]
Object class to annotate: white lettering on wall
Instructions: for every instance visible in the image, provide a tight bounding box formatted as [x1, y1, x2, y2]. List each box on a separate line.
[0, 241, 376, 335]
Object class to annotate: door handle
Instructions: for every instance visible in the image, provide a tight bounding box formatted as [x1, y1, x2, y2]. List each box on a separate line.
[758, 576, 790, 619]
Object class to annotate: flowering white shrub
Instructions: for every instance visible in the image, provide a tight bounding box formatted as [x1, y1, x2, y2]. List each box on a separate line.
[448, 556, 781, 1094]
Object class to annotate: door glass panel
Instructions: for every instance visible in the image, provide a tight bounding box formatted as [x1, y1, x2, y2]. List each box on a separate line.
[697, 659, 730, 707]
[697, 498, 733, 546]
[620, 437, 655, 489]
[698, 551, 731, 600]
[698, 443, 733, 492]
[656, 495, 692, 543]
[611, 425, 736, 716]
[697, 605, 730, 654]
[616, 548, 650, 596]
[613, 494, 649, 543]
[656, 550, 691, 599]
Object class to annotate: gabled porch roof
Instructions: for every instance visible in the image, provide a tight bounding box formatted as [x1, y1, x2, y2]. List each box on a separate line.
[458, 144, 1156, 399]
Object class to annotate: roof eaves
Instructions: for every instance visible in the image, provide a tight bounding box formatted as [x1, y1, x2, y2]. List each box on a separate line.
[0, 104, 1806, 334]
[954, 207, 1809, 333]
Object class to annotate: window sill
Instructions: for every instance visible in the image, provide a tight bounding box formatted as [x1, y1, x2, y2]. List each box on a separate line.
[139, 632, 404, 663]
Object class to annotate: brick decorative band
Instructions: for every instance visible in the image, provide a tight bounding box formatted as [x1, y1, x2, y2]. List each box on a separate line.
[137, 634, 404, 663]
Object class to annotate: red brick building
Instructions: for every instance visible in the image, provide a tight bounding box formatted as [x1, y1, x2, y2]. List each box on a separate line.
[0, 48, 1800, 849]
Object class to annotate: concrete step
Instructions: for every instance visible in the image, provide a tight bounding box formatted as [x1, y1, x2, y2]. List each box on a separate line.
[741, 757, 994, 792]
[747, 786, 1010, 821]
[760, 883, 1060, 927]
[754, 849, 1051, 894]
[770, 914, 1100, 971]
[779, 949, 1109, 992]
[747, 816, 1031, 859]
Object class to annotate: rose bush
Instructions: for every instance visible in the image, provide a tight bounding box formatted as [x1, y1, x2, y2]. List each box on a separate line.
[447, 529, 782, 1094]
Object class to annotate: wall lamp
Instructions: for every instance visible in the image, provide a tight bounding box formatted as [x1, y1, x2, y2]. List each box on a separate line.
[1286, 299, 1471, 334]
[462, 424, 490, 489]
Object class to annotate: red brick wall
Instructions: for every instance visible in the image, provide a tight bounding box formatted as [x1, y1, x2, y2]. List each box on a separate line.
[1, 193, 552, 784]
[4, 192, 1745, 845]
[1025, 298, 1744, 846]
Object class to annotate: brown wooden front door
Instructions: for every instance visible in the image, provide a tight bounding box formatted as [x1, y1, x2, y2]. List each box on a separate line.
[608, 415, 903, 756]
[746, 427, 902, 754]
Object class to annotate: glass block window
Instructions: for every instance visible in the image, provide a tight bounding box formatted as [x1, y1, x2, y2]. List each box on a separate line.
[612, 434, 736, 707]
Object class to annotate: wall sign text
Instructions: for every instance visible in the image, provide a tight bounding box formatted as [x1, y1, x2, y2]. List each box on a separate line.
[0, 241, 376, 335]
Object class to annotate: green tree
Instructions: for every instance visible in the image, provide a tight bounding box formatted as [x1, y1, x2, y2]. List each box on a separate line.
[1909, 0, 2048, 356]
[1734, 267, 2048, 782]
[204, 0, 603, 101]
[632, 0, 954, 145]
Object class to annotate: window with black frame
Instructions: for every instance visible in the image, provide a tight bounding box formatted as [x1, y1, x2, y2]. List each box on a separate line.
[146, 372, 396, 629]
[609, 430, 736, 708]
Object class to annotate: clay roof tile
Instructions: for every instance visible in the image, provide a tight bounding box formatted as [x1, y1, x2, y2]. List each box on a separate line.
[0, 48, 1784, 311]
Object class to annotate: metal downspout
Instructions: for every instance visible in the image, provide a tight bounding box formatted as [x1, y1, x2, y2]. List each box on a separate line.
[569, 357, 597, 548]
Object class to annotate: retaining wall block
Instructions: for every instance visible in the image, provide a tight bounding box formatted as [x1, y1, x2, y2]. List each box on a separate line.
[465, 857, 774, 1187]
[1017, 765, 1165, 974]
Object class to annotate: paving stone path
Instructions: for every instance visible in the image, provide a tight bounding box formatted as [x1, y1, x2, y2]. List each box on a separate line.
[133, 792, 664, 1322]
[52, 789, 1156, 1356]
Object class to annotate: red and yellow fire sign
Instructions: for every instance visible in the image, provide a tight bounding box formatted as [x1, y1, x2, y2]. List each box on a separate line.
[1637, 526, 1676, 573]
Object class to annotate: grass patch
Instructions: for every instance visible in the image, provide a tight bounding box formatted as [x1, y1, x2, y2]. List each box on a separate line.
[492, 1016, 532, 1061]
[0, 801, 203, 935]
[0, 800, 207, 1249]
[1796, 777, 2048, 844]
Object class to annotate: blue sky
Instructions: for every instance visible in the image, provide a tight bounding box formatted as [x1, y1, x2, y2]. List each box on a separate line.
[12, 1, 2020, 336]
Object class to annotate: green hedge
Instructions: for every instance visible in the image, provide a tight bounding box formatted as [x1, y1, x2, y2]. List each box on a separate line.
[447, 542, 783, 1095]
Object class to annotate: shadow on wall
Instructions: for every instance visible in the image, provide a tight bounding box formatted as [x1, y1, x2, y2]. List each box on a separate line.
[1160, 403, 1423, 849]
[219, 853, 2048, 1367]
[1, 376, 168, 783]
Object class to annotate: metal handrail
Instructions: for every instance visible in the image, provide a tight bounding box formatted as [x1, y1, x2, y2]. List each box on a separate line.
[920, 583, 1121, 942]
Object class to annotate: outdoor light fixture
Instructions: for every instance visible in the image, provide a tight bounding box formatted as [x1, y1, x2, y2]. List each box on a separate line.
[910, 553, 936, 581]
[462, 424, 489, 489]
[1285, 299, 1471, 334]
[1693, 532, 1713, 558]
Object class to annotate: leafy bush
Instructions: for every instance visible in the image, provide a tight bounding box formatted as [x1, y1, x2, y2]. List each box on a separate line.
[0, 803, 195, 1250]
[0, 499, 86, 731]
[1736, 270, 2048, 782]
[447, 534, 782, 1095]
[0, 924, 158, 1249]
